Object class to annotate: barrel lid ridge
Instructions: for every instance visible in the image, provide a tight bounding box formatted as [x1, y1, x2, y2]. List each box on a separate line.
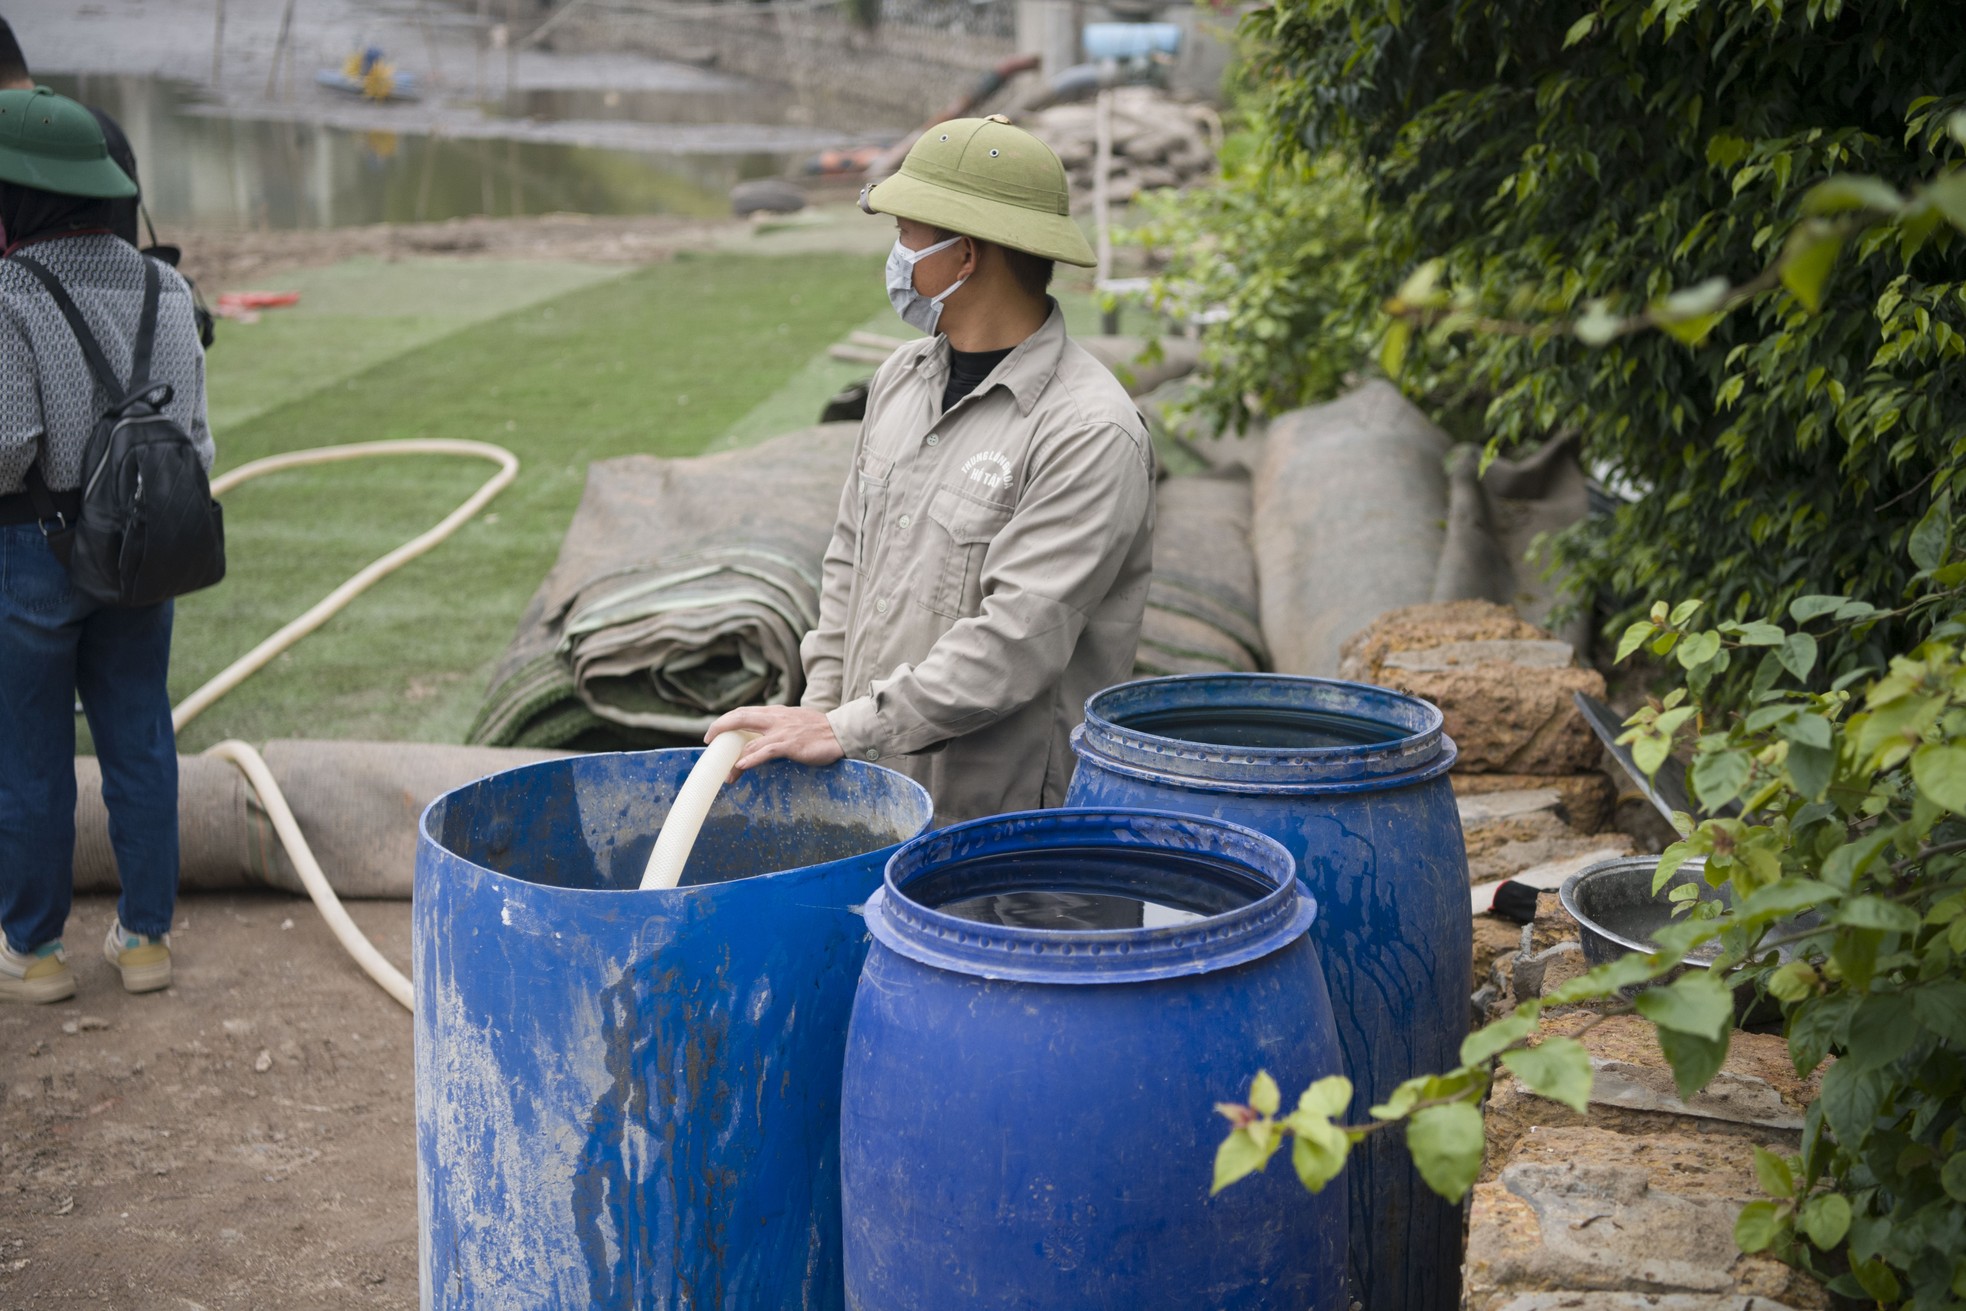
[866, 808, 1316, 985]
[1074, 674, 1454, 792]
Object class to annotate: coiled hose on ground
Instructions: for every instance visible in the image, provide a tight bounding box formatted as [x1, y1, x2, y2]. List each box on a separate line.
[172, 439, 521, 1013]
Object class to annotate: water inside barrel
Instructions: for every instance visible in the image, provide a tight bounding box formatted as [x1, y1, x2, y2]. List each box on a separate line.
[911, 846, 1266, 932]
[1121, 704, 1403, 750]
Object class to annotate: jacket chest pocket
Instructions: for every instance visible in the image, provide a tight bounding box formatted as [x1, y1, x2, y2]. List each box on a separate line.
[921, 484, 1013, 618]
[853, 453, 894, 575]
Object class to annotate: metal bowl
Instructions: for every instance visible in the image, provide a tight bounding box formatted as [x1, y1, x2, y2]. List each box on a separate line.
[1559, 854, 1821, 1026]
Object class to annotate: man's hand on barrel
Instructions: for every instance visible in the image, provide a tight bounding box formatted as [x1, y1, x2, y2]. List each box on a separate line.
[706, 706, 845, 777]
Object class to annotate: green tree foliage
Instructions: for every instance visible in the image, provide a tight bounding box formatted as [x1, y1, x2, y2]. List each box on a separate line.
[1143, 0, 1965, 693]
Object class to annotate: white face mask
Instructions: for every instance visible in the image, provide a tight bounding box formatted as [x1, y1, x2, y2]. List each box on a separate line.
[886, 235, 968, 335]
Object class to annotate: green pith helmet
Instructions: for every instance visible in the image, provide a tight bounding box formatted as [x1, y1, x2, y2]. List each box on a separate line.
[863, 115, 1094, 267]
[0, 87, 136, 199]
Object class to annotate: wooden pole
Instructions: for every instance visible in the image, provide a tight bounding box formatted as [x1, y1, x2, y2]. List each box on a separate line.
[264, 0, 298, 100]
[211, 0, 227, 86]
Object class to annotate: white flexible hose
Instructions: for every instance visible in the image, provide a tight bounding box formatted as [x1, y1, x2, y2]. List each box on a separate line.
[175, 439, 520, 732]
[203, 738, 416, 1010]
[170, 439, 521, 1013]
[639, 730, 759, 890]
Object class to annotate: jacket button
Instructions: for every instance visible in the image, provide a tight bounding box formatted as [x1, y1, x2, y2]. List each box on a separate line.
[897, 514, 912, 528]
[875, 598, 889, 614]
[924, 434, 940, 446]
[865, 748, 880, 761]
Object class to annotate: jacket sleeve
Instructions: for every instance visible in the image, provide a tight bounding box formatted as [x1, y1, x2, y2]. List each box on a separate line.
[798, 428, 865, 714]
[0, 300, 43, 496]
[826, 418, 1151, 757]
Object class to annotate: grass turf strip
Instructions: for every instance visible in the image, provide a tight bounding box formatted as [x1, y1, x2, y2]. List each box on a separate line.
[155, 250, 888, 754]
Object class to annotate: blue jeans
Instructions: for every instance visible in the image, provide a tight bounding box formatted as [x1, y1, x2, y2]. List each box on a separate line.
[0, 524, 179, 954]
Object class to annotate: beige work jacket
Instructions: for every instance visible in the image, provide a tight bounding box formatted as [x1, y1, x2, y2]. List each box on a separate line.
[800, 304, 1155, 824]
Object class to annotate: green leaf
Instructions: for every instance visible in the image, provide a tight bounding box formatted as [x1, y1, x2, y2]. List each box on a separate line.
[1212, 1122, 1278, 1194]
[1798, 1192, 1851, 1249]
[1562, 12, 1596, 46]
[1942, 1153, 1966, 1203]
[1661, 310, 1725, 345]
[1729, 622, 1786, 646]
[1789, 594, 1848, 622]
[1912, 743, 1966, 813]
[1249, 1070, 1281, 1117]
[1379, 320, 1410, 379]
[1753, 1145, 1797, 1198]
[1779, 228, 1843, 313]
[1692, 749, 1753, 811]
[1909, 491, 1955, 572]
[1573, 299, 1623, 347]
[1295, 1074, 1354, 1119]
[1631, 729, 1673, 778]
[1461, 1007, 1540, 1066]
[1669, 598, 1705, 626]
[1404, 1102, 1485, 1204]
[1616, 620, 1657, 663]
[1799, 175, 1904, 215]
[1766, 961, 1820, 1002]
[1836, 896, 1921, 935]
[1289, 1118, 1350, 1194]
[1777, 632, 1818, 682]
[1499, 1037, 1592, 1113]
[1818, 1060, 1886, 1149]
[1739, 878, 1837, 924]
[1911, 982, 1966, 1046]
[1677, 629, 1723, 669]
[1635, 970, 1735, 1040]
[1655, 1024, 1730, 1099]
[1734, 1199, 1783, 1253]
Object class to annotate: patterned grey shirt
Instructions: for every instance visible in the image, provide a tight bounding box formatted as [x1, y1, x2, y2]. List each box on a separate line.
[0, 233, 212, 496]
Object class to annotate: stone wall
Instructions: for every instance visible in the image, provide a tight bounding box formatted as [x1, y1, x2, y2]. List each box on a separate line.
[1467, 1017, 1828, 1310]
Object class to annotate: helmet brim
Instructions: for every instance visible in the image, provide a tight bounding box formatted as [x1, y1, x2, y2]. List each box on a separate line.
[867, 170, 1096, 268]
[0, 149, 136, 199]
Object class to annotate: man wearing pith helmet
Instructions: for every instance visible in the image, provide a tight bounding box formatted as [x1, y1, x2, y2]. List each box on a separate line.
[707, 115, 1155, 823]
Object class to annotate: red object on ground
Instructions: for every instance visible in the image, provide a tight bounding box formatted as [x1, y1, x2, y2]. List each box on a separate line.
[217, 291, 301, 311]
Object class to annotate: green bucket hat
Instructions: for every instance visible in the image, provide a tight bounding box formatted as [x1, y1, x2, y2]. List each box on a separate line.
[864, 115, 1094, 268]
[0, 87, 137, 199]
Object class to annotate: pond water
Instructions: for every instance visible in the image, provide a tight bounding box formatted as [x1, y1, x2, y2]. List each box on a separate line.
[46, 72, 894, 231]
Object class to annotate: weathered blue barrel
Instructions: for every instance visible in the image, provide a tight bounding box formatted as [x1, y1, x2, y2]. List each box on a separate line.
[414, 750, 933, 1310]
[841, 808, 1347, 1311]
[1065, 674, 1471, 1311]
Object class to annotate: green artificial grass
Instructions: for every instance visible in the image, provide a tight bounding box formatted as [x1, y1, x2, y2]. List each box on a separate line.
[203, 257, 631, 434]
[161, 250, 889, 754]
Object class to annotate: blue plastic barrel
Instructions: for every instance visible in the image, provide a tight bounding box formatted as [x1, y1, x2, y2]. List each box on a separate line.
[1065, 674, 1471, 1311]
[414, 750, 932, 1310]
[841, 808, 1347, 1311]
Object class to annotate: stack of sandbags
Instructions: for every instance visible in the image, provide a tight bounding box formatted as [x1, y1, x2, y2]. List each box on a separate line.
[1252, 381, 1453, 678]
[1136, 470, 1266, 677]
[1339, 600, 1620, 857]
[469, 425, 858, 749]
[1023, 87, 1218, 203]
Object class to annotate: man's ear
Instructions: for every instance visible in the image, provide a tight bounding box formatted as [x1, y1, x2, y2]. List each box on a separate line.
[959, 237, 982, 280]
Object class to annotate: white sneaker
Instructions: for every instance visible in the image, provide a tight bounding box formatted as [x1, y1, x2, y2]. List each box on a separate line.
[104, 920, 172, 994]
[1, 939, 76, 1004]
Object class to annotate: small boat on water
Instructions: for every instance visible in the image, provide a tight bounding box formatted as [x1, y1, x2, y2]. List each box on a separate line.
[316, 47, 420, 102]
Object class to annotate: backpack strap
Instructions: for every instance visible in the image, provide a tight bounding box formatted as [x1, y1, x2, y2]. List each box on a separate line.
[7, 253, 127, 399]
[129, 257, 162, 391]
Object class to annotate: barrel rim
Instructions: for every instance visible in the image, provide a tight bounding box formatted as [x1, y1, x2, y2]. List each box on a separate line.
[866, 807, 1316, 985]
[1074, 673, 1455, 791]
[415, 747, 934, 898]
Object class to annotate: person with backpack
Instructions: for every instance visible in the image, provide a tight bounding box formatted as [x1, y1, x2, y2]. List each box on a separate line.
[0, 87, 221, 1004]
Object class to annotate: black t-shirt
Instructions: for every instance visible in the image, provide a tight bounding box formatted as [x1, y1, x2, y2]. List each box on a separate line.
[942, 345, 1013, 412]
[86, 106, 141, 247]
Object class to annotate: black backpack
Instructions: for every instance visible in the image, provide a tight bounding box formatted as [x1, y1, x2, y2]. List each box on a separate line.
[13, 253, 225, 608]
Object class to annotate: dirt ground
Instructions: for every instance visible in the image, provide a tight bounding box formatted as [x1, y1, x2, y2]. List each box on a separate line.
[1, 893, 417, 1310]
